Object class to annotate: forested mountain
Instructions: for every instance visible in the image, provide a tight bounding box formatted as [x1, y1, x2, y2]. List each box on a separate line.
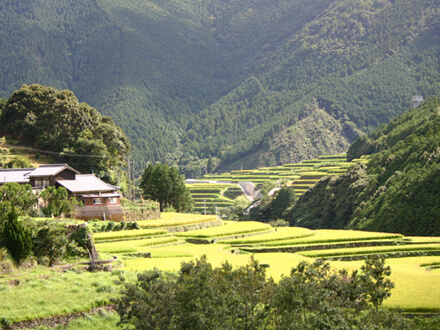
[1, 0, 439, 175]
[287, 95, 440, 236]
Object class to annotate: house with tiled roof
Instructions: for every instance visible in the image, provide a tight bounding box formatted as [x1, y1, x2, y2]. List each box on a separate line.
[0, 168, 34, 184]
[0, 164, 124, 221]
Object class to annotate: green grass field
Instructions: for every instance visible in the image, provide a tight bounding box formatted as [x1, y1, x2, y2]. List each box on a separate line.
[0, 268, 136, 323]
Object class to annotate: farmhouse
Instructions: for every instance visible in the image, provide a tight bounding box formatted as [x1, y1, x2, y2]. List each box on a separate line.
[0, 164, 124, 221]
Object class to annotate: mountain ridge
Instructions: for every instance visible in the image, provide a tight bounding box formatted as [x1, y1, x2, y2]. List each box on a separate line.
[0, 0, 439, 175]
[286, 95, 440, 236]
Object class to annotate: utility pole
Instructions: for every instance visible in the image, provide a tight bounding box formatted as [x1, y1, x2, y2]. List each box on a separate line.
[127, 156, 132, 201]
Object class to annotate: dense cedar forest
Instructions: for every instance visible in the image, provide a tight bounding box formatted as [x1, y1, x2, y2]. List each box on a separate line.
[287, 95, 440, 236]
[1, 0, 440, 175]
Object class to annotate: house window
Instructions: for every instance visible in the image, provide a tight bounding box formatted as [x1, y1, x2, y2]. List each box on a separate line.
[34, 179, 42, 187]
[42, 179, 50, 187]
[93, 198, 103, 205]
[109, 197, 118, 204]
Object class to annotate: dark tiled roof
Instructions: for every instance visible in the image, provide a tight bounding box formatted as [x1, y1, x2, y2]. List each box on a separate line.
[30, 164, 80, 177]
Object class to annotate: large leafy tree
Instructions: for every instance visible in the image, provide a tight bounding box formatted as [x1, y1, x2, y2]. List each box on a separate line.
[0, 182, 38, 218]
[40, 186, 81, 218]
[0, 84, 130, 175]
[139, 163, 194, 212]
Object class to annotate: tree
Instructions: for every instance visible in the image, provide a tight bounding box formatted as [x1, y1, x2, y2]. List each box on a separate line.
[115, 256, 274, 329]
[115, 269, 177, 329]
[3, 205, 33, 266]
[0, 84, 130, 174]
[32, 226, 70, 266]
[273, 258, 395, 328]
[0, 183, 38, 218]
[207, 157, 215, 173]
[40, 186, 81, 217]
[270, 187, 296, 220]
[139, 163, 194, 212]
[359, 255, 394, 311]
[4, 155, 32, 169]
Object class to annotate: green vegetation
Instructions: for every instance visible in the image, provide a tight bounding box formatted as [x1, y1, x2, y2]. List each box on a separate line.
[101, 219, 440, 315]
[0, 84, 130, 182]
[40, 186, 81, 218]
[140, 163, 194, 212]
[96, 237, 178, 254]
[270, 187, 297, 220]
[220, 227, 315, 245]
[137, 213, 218, 228]
[0, 268, 136, 323]
[114, 255, 426, 329]
[1, 2, 439, 172]
[288, 95, 440, 236]
[298, 244, 440, 259]
[1, 214, 91, 268]
[3, 217, 440, 327]
[3, 206, 33, 266]
[0, 182, 38, 217]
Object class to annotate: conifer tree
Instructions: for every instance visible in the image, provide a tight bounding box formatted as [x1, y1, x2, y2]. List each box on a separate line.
[140, 163, 194, 212]
[3, 205, 33, 266]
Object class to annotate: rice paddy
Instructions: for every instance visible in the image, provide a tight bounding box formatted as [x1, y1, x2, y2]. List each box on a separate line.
[91, 214, 440, 313]
[93, 228, 168, 242]
[4, 212, 440, 325]
[175, 220, 271, 238]
[137, 213, 218, 228]
[188, 154, 369, 212]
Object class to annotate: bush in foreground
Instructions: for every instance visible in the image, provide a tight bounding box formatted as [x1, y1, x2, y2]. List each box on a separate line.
[114, 255, 433, 329]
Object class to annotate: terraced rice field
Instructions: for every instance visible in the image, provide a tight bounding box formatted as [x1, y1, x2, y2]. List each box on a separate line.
[189, 154, 370, 211]
[136, 213, 218, 228]
[175, 221, 271, 239]
[95, 213, 440, 313]
[93, 228, 168, 242]
[187, 183, 238, 213]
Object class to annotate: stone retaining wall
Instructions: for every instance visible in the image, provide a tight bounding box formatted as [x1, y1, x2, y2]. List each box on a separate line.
[123, 208, 161, 221]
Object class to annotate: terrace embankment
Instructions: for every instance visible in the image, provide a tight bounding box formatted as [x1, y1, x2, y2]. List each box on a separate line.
[123, 207, 160, 221]
[165, 219, 222, 233]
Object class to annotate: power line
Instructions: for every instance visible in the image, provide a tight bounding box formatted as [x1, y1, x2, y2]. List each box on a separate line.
[10, 146, 113, 158]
